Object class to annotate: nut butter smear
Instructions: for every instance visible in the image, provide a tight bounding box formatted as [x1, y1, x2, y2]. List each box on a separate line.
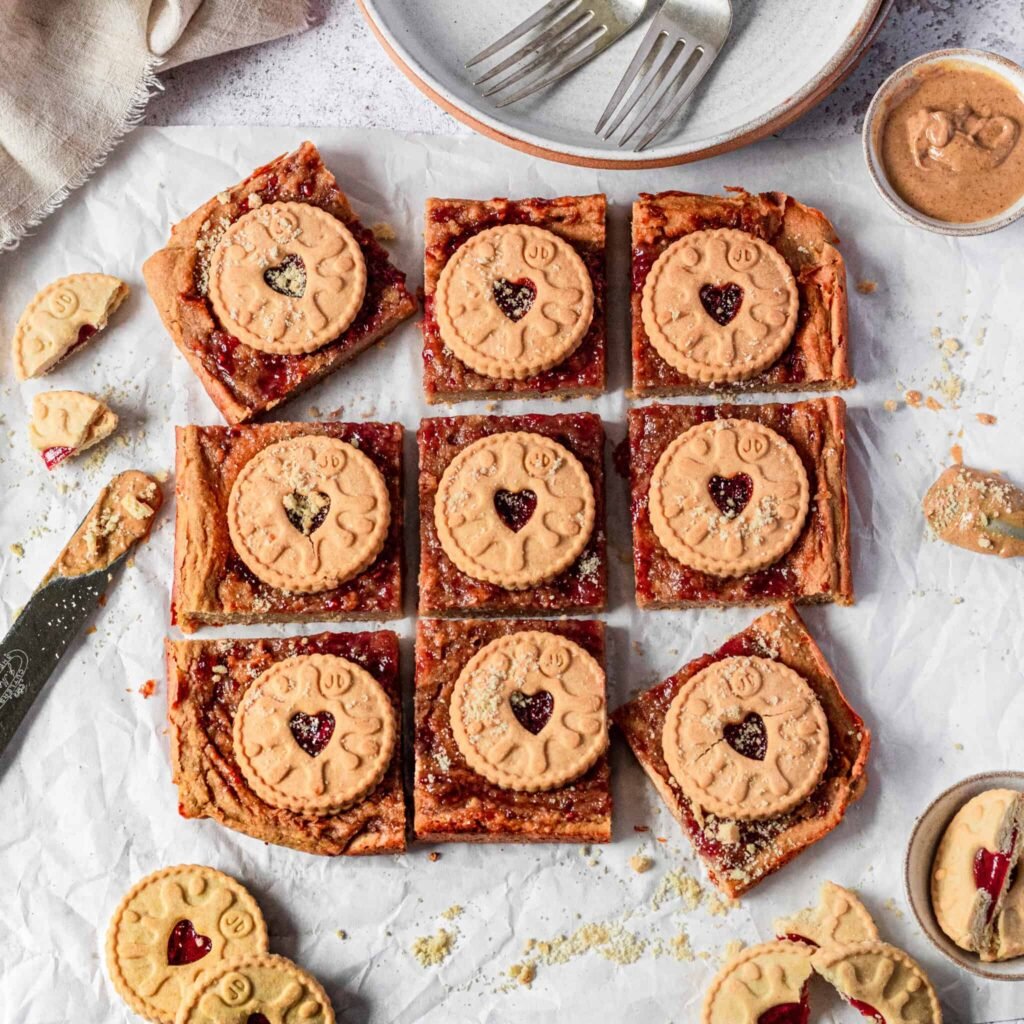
[881, 61, 1024, 222]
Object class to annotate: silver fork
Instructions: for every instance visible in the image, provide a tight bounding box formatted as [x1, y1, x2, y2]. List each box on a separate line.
[466, 0, 650, 108]
[596, 0, 732, 151]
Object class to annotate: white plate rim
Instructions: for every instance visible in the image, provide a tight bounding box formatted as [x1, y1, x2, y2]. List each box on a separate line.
[359, 0, 887, 167]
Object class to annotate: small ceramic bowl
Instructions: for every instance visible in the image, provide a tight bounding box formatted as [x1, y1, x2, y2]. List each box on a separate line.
[905, 770, 1024, 980]
[863, 48, 1024, 236]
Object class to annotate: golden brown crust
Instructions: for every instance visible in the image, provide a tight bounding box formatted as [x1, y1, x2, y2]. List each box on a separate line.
[166, 631, 406, 856]
[630, 189, 852, 396]
[143, 141, 416, 425]
[173, 421, 403, 632]
[413, 617, 611, 843]
[626, 398, 854, 609]
[613, 604, 870, 898]
[422, 195, 606, 402]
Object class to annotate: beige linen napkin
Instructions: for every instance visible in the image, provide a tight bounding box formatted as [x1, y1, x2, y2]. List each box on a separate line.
[0, 0, 310, 251]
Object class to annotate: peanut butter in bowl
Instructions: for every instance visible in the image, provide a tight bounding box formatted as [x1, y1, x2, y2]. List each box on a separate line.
[864, 50, 1024, 234]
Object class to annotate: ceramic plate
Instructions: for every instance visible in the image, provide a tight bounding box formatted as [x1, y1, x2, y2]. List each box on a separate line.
[359, 0, 888, 168]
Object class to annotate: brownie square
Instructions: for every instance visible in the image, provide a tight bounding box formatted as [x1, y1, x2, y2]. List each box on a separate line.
[174, 420, 402, 632]
[418, 412, 606, 616]
[625, 397, 853, 608]
[414, 618, 611, 843]
[422, 195, 607, 402]
[167, 629, 406, 855]
[143, 141, 416, 424]
[631, 190, 853, 396]
[613, 604, 870, 897]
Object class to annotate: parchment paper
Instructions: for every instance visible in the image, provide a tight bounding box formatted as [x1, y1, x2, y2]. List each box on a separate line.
[0, 126, 1022, 1024]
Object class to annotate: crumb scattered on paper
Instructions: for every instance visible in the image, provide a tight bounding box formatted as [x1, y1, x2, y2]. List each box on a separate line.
[412, 929, 456, 967]
[856, 279, 877, 294]
[977, 413, 997, 425]
[9, 543, 23, 558]
[441, 905, 463, 921]
[652, 868, 703, 911]
[629, 853, 654, 874]
[883, 399, 898, 413]
[138, 679, 156, 698]
[508, 961, 536, 988]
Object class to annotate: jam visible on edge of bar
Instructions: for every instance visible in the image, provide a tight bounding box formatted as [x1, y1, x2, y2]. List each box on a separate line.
[423, 199, 605, 396]
[414, 620, 610, 824]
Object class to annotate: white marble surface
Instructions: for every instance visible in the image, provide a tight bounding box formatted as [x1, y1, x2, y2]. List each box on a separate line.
[145, 0, 1024, 142]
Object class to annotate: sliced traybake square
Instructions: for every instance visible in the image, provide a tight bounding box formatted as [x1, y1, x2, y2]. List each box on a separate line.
[414, 617, 611, 844]
[631, 189, 852, 396]
[418, 412, 606, 617]
[174, 420, 402, 632]
[421, 194, 606, 402]
[613, 604, 870, 897]
[144, 140, 416, 424]
[624, 396, 853, 609]
[167, 629, 406, 855]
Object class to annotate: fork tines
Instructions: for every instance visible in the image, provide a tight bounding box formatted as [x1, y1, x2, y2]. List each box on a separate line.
[466, 0, 613, 108]
[597, 18, 718, 151]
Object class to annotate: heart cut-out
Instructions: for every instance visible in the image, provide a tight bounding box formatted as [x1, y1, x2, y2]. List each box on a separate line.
[509, 690, 554, 735]
[708, 473, 753, 518]
[492, 278, 537, 322]
[699, 282, 744, 326]
[723, 713, 767, 761]
[849, 1001, 885, 1024]
[289, 711, 336, 757]
[166, 919, 213, 966]
[494, 489, 537, 532]
[757, 1003, 810, 1024]
[283, 490, 331, 536]
[247, 1015, 271, 1024]
[264, 254, 307, 298]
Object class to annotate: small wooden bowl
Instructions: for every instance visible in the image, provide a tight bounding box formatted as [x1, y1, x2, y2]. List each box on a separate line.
[904, 770, 1024, 980]
[863, 49, 1024, 236]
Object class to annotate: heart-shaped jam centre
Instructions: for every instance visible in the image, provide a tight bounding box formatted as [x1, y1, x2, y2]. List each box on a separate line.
[283, 490, 331, 536]
[509, 690, 554, 735]
[494, 489, 537, 532]
[723, 713, 767, 761]
[757, 1004, 809, 1024]
[166, 919, 213, 966]
[849, 1001, 885, 1023]
[264, 254, 307, 298]
[708, 473, 753, 518]
[492, 278, 537, 322]
[699, 282, 744, 326]
[248, 1016, 271, 1024]
[289, 711, 336, 757]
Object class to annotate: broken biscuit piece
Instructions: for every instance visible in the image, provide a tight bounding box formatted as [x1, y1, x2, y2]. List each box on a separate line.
[12, 274, 128, 380]
[923, 465, 1024, 558]
[28, 390, 118, 469]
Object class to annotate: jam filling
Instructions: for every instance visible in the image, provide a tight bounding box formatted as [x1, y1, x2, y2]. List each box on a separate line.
[974, 828, 1018, 923]
[283, 489, 331, 536]
[778, 932, 819, 948]
[248, 1016, 270, 1024]
[708, 472, 754, 517]
[492, 277, 537, 322]
[757, 985, 810, 1024]
[850, 1000, 885, 1022]
[166, 919, 212, 966]
[289, 711, 336, 757]
[493, 489, 538, 532]
[42, 445, 75, 470]
[263, 254, 307, 298]
[700, 282, 744, 325]
[723, 713, 768, 761]
[509, 690, 554, 735]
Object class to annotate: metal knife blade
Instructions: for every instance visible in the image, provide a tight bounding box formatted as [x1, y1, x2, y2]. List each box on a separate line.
[0, 470, 163, 765]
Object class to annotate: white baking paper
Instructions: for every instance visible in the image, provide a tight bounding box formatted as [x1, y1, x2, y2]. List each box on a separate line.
[0, 126, 1022, 1024]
